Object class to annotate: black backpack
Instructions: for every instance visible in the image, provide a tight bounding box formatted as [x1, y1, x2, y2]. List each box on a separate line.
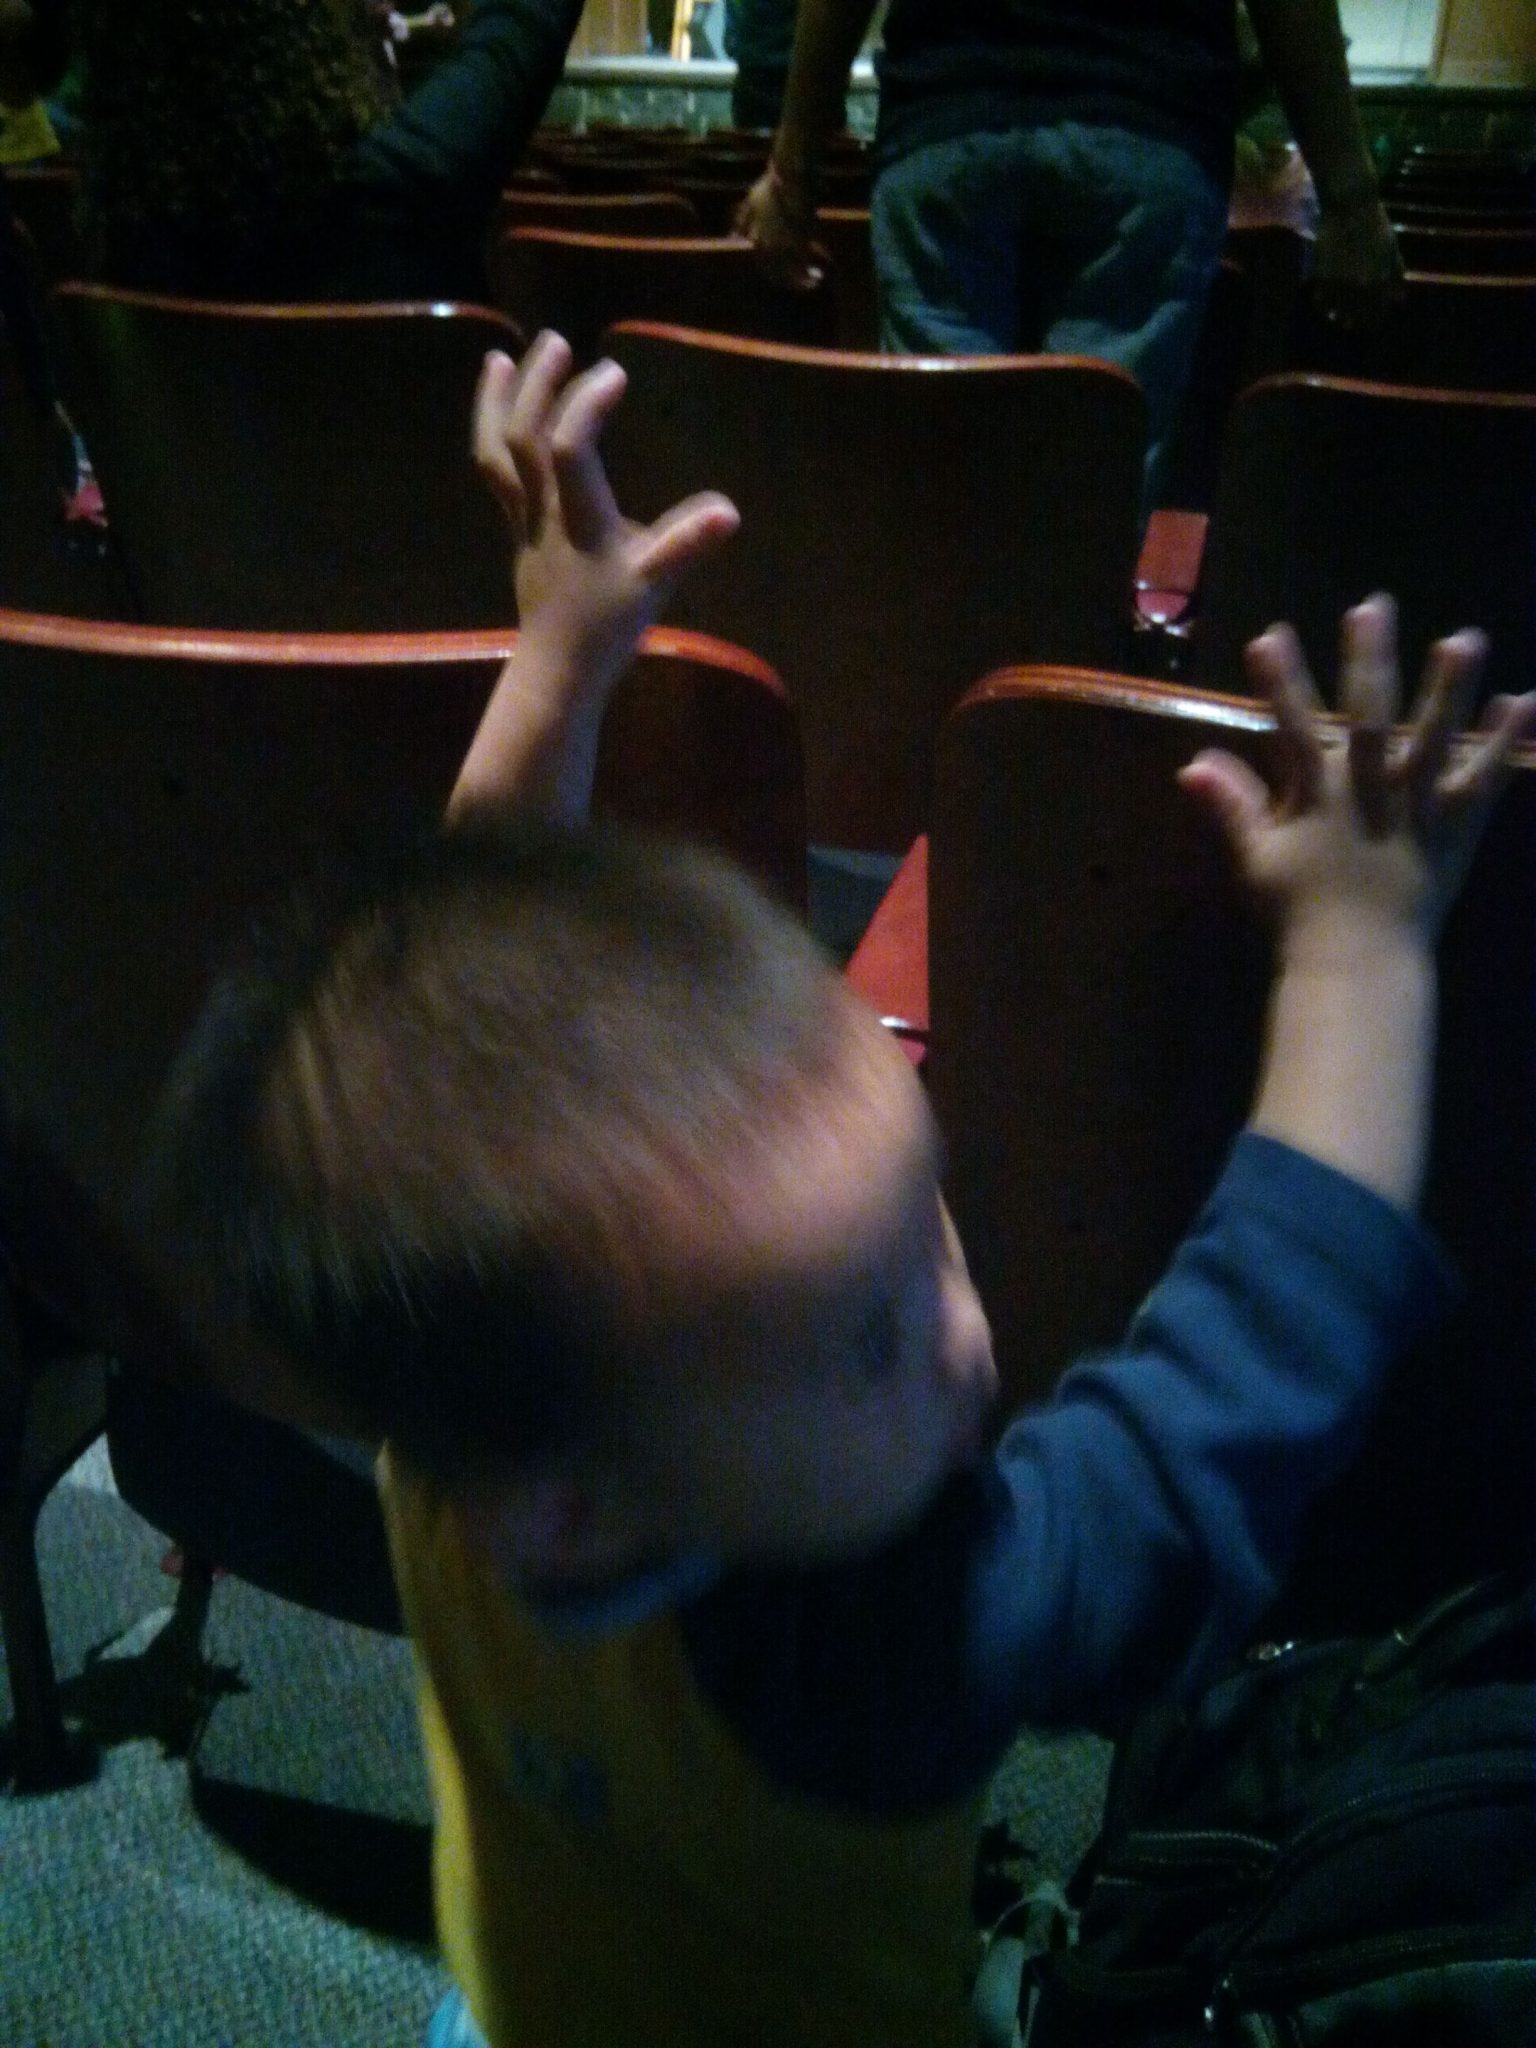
[994, 1575, 1536, 2048]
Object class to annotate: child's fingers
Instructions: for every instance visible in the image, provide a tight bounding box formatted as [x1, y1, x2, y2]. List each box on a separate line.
[1244, 623, 1322, 812]
[1438, 691, 1536, 806]
[505, 330, 575, 540]
[632, 492, 741, 588]
[547, 358, 629, 552]
[472, 350, 523, 526]
[1177, 750, 1273, 868]
[1337, 593, 1398, 726]
[1339, 596, 1399, 834]
[1403, 628, 1486, 806]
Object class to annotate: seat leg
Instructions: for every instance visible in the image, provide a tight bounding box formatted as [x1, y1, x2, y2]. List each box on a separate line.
[0, 1491, 96, 1791]
[0, 1284, 108, 1791]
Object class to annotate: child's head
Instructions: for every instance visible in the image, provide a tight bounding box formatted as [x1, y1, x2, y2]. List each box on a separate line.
[152, 823, 997, 1585]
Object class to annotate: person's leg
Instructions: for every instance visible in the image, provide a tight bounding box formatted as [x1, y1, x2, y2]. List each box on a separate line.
[724, 0, 797, 130]
[870, 129, 1035, 355]
[426, 1987, 490, 2048]
[1031, 125, 1229, 505]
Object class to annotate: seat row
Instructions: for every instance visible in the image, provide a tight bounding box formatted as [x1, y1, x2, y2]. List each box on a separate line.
[6, 291, 1533, 852]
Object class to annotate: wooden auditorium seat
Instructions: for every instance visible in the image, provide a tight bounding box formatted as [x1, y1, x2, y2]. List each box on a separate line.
[1188, 373, 1536, 704]
[601, 320, 1147, 852]
[843, 833, 929, 1067]
[490, 187, 703, 239]
[1295, 272, 1536, 395]
[1382, 146, 1536, 218]
[1391, 223, 1536, 277]
[654, 172, 759, 238]
[1386, 201, 1536, 234]
[48, 286, 526, 632]
[0, 610, 803, 1787]
[813, 207, 880, 350]
[486, 227, 840, 363]
[925, 662, 1536, 1623]
[533, 151, 675, 195]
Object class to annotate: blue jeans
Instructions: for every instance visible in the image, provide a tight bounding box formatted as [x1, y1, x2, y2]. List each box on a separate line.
[871, 122, 1229, 504]
[426, 1988, 490, 2048]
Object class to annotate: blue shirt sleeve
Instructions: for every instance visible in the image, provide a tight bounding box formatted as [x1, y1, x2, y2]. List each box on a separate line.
[968, 1133, 1453, 1731]
[682, 1135, 1453, 1813]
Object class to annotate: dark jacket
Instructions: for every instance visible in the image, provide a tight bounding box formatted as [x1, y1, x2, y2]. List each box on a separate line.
[78, 0, 584, 301]
[876, 0, 1240, 184]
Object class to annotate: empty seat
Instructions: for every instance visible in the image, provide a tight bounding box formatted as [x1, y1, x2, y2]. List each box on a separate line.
[601, 320, 1146, 851]
[1295, 272, 1536, 395]
[927, 662, 1536, 1618]
[487, 228, 839, 362]
[49, 286, 527, 632]
[490, 188, 703, 239]
[0, 609, 803, 1785]
[1392, 223, 1536, 276]
[1189, 373, 1536, 704]
[1383, 146, 1536, 217]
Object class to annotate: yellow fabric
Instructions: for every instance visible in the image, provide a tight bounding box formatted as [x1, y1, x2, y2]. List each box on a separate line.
[0, 101, 61, 165]
[378, 1447, 983, 2048]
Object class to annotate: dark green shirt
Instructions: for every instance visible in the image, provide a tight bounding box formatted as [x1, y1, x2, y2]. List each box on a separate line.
[876, 0, 1240, 185]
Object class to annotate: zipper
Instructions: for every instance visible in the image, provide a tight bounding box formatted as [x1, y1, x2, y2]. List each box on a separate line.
[1204, 1920, 1530, 2030]
[1265, 1751, 1533, 1870]
[1108, 1826, 1276, 1880]
[1196, 1756, 1535, 2018]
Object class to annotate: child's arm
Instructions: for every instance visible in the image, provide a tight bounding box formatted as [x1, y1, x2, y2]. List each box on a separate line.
[447, 332, 739, 829]
[1180, 594, 1534, 1210]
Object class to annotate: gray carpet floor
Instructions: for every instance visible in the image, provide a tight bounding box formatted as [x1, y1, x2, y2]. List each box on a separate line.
[1, 1442, 1111, 2048]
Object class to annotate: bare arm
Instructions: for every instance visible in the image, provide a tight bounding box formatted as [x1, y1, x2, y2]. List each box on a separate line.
[736, 0, 878, 288]
[1242, 0, 1403, 327]
[447, 334, 739, 828]
[1182, 596, 1535, 1211]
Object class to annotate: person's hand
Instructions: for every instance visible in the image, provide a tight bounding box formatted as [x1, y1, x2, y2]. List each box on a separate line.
[735, 165, 827, 292]
[474, 332, 739, 694]
[1311, 194, 1405, 333]
[1179, 595, 1536, 963]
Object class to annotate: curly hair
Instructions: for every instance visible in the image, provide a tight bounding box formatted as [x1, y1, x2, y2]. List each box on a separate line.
[77, 0, 399, 273]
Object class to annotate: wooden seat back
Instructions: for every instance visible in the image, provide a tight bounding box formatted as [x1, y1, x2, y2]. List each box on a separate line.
[0, 613, 803, 1275]
[487, 228, 839, 363]
[1190, 374, 1536, 704]
[814, 207, 879, 351]
[490, 188, 703, 239]
[1392, 223, 1536, 276]
[49, 286, 525, 632]
[1295, 271, 1536, 395]
[928, 663, 1536, 1615]
[601, 321, 1146, 851]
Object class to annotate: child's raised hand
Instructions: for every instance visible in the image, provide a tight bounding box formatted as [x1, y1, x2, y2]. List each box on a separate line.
[474, 332, 740, 692]
[1179, 595, 1536, 960]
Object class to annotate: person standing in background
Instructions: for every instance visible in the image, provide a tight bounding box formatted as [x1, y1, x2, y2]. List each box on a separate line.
[738, 0, 1401, 500]
[72, 0, 584, 301]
